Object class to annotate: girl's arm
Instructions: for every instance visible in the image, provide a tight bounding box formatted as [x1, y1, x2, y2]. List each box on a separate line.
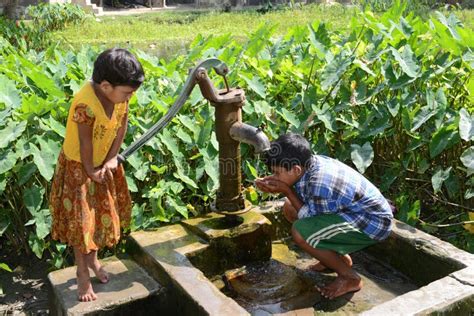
[103, 106, 129, 171]
[78, 122, 104, 183]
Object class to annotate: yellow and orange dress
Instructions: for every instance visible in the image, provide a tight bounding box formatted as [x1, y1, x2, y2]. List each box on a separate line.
[50, 82, 132, 254]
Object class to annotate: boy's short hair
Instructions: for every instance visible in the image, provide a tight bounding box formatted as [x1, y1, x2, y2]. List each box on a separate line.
[92, 48, 144, 88]
[263, 133, 312, 171]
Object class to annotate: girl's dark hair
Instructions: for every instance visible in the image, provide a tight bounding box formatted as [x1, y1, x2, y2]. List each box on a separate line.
[263, 133, 312, 171]
[92, 48, 144, 88]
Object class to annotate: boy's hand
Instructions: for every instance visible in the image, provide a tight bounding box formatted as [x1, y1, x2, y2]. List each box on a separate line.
[255, 177, 290, 195]
[103, 157, 118, 173]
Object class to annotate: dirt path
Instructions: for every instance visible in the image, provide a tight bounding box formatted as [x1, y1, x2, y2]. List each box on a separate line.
[0, 242, 50, 315]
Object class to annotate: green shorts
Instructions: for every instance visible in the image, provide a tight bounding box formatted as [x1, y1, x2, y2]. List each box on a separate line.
[293, 214, 377, 255]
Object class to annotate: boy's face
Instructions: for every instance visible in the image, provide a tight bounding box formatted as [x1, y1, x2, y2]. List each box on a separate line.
[101, 82, 138, 104]
[270, 165, 303, 186]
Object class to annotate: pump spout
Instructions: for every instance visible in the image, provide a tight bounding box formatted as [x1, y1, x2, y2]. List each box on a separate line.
[229, 122, 271, 154]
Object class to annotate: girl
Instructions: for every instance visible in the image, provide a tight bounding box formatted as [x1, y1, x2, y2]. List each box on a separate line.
[49, 48, 144, 302]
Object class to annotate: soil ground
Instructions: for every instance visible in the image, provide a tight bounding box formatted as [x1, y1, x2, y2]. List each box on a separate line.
[0, 240, 50, 315]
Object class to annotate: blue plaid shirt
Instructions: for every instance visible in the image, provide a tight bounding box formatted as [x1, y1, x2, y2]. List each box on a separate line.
[295, 155, 393, 241]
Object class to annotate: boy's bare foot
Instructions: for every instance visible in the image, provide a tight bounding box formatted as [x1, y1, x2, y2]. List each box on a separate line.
[77, 271, 97, 302]
[309, 254, 352, 272]
[316, 273, 362, 299]
[89, 260, 109, 284]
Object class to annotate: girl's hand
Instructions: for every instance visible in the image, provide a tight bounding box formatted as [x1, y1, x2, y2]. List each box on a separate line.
[88, 168, 105, 183]
[103, 157, 118, 173]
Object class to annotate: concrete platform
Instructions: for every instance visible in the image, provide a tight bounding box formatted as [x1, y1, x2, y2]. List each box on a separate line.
[47, 256, 162, 316]
[127, 222, 252, 315]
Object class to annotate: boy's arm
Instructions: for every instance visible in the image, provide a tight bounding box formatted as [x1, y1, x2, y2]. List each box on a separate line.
[256, 178, 304, 213]
[283, 187, 304, 212]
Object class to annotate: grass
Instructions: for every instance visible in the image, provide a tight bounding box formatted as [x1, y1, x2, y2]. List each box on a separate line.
[53, 4, 474, 57]
[52, 4, 358, 55]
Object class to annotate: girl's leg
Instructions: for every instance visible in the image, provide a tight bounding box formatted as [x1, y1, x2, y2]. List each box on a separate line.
[74, 247, 97, 302]
[292, 227, 361, 299]
[85, 250, 109, 284]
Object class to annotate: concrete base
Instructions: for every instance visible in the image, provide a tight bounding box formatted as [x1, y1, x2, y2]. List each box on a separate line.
[257, 201, 474, 315]
[127, 222, 249, 315]
[47, 256, 162, 316]
[48, 202, 474, 315]
[73, 0, 103, 15]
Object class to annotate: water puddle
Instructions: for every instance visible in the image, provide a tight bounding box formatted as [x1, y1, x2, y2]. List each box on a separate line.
[212, 240, 418, 315]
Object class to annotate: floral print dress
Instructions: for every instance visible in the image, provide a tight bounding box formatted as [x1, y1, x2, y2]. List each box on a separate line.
[49, 83, 131, 254]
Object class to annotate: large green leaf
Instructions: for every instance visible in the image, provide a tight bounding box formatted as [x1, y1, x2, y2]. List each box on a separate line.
[0, 263, 12, 272]
[320, 50, 354, 91]
[34, 209, 51, 240]
[411, 106, 436, 132]
[166, 196, 188, 219]
[201, 146, 219, 191]
[31, 137, 60, 181]
[461, 146, 474, 171]
[313, 104, 337, 132]
[0, 75, 21, 109]
[309, 22, 330, 59]
[173, 160, 198, 189]
[23, 185, 44, 215]
[277, 108, 299, 128]
[160, 129, 183, 158]
[241, 74, 266, 99]
[0, 121, 27, 149]
[0, 150, 18, 175]
[350, 142, 374, 174]
[389, 45, 420, 78]
[429, 125, 460, 158]
[28, 232, 46, 259]
[0, 212, 11, 237]
[426, 89, 447, 110]
[18, 56, 64, 99]
[431, 167, 452, 194]
[459, 108, 474, 141]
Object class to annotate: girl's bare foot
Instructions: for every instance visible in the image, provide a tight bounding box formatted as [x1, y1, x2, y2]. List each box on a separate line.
[89, 260, 109, 284]
[77, 271, 97, 302]
[316, 273, 362, 299]
[309, 254, 352, 272]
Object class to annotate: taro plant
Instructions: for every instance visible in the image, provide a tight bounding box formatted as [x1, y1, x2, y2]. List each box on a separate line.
[26, 3, 89, 32]
[0, 1, 473, 265]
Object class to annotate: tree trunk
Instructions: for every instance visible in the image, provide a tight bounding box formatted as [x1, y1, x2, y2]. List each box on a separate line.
[3, 0, 19, 20]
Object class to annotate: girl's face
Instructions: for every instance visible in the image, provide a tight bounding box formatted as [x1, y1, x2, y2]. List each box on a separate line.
[98, 81, 137, 105]
[105, 85, 137, 104]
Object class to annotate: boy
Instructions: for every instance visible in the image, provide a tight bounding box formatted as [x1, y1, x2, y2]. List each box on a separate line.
[256, 133, 393, 299]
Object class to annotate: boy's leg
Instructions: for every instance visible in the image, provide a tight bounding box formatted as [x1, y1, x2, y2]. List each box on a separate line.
[74, 247, 97, 302]
[309, 253, 352, 272]
[85, 250, 109, 284]
[292, 227, 361, 299]
[282, 198, 298, 223]
[292, 215, 377, 299]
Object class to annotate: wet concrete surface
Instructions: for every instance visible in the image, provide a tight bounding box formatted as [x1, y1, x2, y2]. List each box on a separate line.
[213, 240, 418, 315]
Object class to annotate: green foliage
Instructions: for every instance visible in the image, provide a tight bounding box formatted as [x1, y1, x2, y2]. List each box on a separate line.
[26, 3, 88, 32]
[0, 3, 89, 52]
[0, 5, 473, 262]
[354, 0, 443, 13]
[0, 18, 51, 51]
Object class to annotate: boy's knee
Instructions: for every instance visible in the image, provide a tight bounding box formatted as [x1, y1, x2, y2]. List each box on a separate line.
[283, 199, 295, 212]
[291, 225, 306, 245]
